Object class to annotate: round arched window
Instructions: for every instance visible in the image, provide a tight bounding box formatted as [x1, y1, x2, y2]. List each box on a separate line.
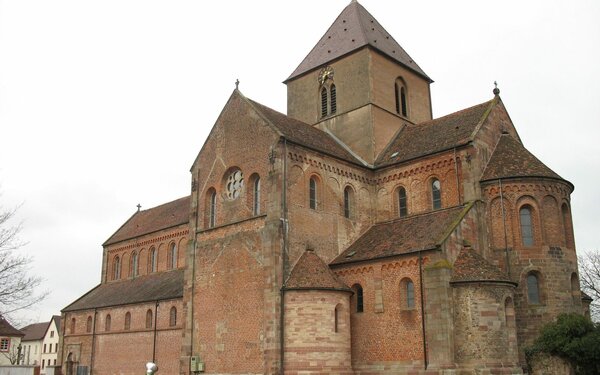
[225, 170, 244, 199]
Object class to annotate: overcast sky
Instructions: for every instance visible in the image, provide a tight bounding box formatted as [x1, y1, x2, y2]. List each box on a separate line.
[1, 0, 599, 325]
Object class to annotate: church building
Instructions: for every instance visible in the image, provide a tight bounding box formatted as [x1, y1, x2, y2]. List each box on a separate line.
[60, 2, 590, 374]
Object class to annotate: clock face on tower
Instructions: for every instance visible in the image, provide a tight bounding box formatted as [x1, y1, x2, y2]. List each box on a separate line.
[318, 66, 334, 85]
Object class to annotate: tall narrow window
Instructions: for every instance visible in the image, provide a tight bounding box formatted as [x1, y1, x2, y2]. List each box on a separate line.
[131, 252, 138, 277]
[86, 316, 92, 333]
[520, 206, 534, 246]
[353, 284, 364, 313]
[113, 256, 121, 280]
[395, 78, 408, 117]
[344, 186, 353, 219]
[406, 280, 415, 308]
[146, 309, 153, 329]
[149, 247, 157, 273]
[395, 82, 400, 114]
[70, 318, 76, 334]
[124, 312, 131, 330]
[209, 189, 217, 228]
[334, 305, 340, 333]
[253, 177, 261, 215]
[400, 86, 407, 117]
[169, 242, 177, 269]
[562, 203, 572, 247]
[330, 84, 337, 114]
[431, 179, 441, 210]
[527, 273, 540, 304]
[170, 307, 177, 327]
[321, 87, 328, 118]
[309, 177, 317, 210]
[398, 187, 407, 217]
[105, 314, 111, 332]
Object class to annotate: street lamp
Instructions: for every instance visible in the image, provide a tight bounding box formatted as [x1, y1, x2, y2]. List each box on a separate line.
[146, 362, 158, 375]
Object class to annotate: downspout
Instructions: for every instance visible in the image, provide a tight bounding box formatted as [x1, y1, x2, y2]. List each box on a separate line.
[453, 148, 461, 205]
[190, 169, 200, 361]
[419, 251, 428, 369]
[90, 309, 97, 374]
[499, 179, 511, 278]
[279, 138, 289, 375]
[153, 301, 159, 363]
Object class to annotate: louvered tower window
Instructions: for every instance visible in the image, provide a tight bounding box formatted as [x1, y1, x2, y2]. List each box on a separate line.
[330, 84, 337, 114]
[321, 87, 328, 118]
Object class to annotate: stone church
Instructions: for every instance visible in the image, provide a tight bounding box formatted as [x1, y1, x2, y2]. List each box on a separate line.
[59, 2, 591, 374]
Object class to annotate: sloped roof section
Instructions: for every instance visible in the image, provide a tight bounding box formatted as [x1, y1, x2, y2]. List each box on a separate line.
[247, 98, 362, 164]
[287, 1, 430, 82]
[62, 270, 184, 312]
[21, 322, 48, 341]
[104, 196, 190, 246]
[285, 250, 351, 291]
[331, 205, 469, 266]
[450, 247, 513, 284]
[376, 100, 494, 167]
[0, 316, 24, 337]
[481, 133, 564, 182]
[51, 315, 61, 332]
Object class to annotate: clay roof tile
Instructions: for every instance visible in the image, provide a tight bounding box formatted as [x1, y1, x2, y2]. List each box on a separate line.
[450, 247, 512, 284]
[285, 250, 351, 291]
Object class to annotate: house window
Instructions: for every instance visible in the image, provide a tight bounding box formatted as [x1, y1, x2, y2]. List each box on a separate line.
[44, 344, 47, 353]
[55, 343, 58, 353]
[406, 280, 415, 308]
[113, 256, 121, 280]
[353, 284, 364, 313]
[431, 179, 441, 210]
[208, 189, 217, 228]
[124, 312, 131, 330]
[344, 186, 353, 219]
[398, 187, 407, 217]
[131, 252, 138, 277]
[50, 330, 54, 338]
[170, 307, 177, 327]
[105, 314, 111, 332]
[169, 242, 177, 270]
[146, 310, 153, 329]
[309, 177, 318, 210]
[253, 177, 261, 215]
[149, 247, 157, 273]
[527, 273, 540, 304]
[86, 316, 92, 333]
[321, 87, 328, 118]
[520, 206, 534, 246]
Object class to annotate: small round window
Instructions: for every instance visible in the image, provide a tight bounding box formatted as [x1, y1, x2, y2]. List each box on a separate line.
[226, 170, 244, 199]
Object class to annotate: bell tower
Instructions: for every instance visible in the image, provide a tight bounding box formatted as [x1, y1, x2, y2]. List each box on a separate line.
[285, 1, 433, 164]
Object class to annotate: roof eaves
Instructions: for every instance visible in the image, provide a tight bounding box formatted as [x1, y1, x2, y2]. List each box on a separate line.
[480, 175, 574, 191]
[330, 246, 440, 268]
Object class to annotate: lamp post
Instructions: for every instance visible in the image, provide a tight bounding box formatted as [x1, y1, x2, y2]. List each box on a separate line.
[146, 362, 158, 375]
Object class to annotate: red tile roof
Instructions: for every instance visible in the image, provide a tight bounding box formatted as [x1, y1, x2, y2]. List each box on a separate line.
[0, 316, 24, 337]
[450, 247, 513, 284]
[103, 196, 190, 246]
[20, 322, 49, 341]
[286, 1, 430, 82]
[331, 205, 471, 266]
[481, 133, 565, 183]
[246, 97, 362, 165]
[376, 100, 494, 167]
[285, 250, 351, 292]
[62, 269, 183, 312]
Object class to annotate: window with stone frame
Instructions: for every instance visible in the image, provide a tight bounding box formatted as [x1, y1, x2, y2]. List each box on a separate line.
[344, 186, 354, 219]
[168, 242, 177, 270]
[146, 309, 153, 329]
[124, 312, 131, 330]
[352, 284, 364, 313]
[397, 186, 408, 217]
[309, 177, 319, 210]
[253, 176, 261, 215]
[527, 272, 541, 304]
[105, 314, 111, 332]
[520, 205, 534, 246]
[113, 255, 121, 280]
[207, 188, 217, 228]
[131, 251, 138, 277]
[169, 307, 177, 327]
[431, 179, 441, 210]
[149, 247, 157, 273]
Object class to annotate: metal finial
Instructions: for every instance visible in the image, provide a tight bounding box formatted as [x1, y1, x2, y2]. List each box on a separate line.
[235, 79, 239, 90]
[137, 204, 141, 212]
[493, 81, 500, 96]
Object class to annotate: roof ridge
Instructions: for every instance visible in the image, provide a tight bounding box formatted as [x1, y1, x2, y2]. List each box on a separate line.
[468, 96, 499, 141]
[417, 99, 493, 127]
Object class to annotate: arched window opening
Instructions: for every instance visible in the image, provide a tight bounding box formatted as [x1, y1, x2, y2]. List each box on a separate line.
[131, 252, 138, 277]
[321, 87, 328, 118]
[253, 177, 261, 215]
[527, 273, 540, 304]
[344, 186, 353, 219]
[124, 312, 131, 330]
[86, 316, 92, 333]
[395, 82, 400, 114]
[520, 206, 534, 246]
[70, 318, 76, 334]
[571, 273, 580, 304]
[170, 307, 177, 327]
[353, 284, 364, 313]
[208, 189, 217, 228]
[169, 242, 177, 270]
[330, 84, 337, 114]
[400, 86, 407, 117]
[105, 315, 111, 332]
[309, 177, 318, 210]
[395, 78, 408, 117]
[406, 280, 415, 308]
[113, 256, 121, 280]
[398, 187, 407, 217]
[562, 203, 573, 248]
[149, 247, 157, 273]
[431, 179, 441, 210]
[334, 305, 340, 333]
[146, 309, 153, 329]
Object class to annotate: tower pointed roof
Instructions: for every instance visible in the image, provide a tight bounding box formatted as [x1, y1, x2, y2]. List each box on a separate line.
[286, 1, 431, 82]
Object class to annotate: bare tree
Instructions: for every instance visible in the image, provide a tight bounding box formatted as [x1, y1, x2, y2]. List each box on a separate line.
[0, 201, 47, 320]
[579, 250, 600, 321]
[0, 342, 23, 365]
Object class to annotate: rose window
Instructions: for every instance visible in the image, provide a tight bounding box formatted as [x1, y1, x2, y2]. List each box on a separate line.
[225, 170, 244, 199]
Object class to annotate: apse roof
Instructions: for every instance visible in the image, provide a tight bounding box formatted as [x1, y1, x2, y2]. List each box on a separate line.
[285, 250, 351, 291]
[103, 196, 190, 246]
[286, 1, 430, 82]
[481, 133, 565, 183]
[62, 269, 184, 312]
[331, 205, 471, 266]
